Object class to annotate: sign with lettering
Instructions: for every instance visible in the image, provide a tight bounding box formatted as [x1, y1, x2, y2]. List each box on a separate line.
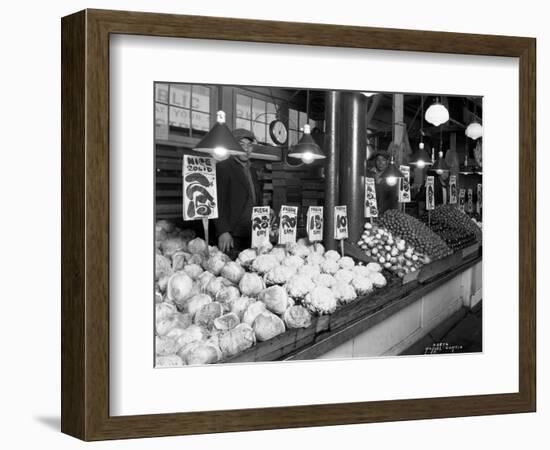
[459, 188, 466, 212]
[334, 206, 349, 240]
[182, 155, 218, 220]
[278, 205, 298, 244]
[477, 183, 482, 214]
[306, 206, 324, 242]
[426, 176, 435, 210]
[251, 206, 271, 248]
[449, 175, 458, 204]
[398, 165, 411, 203]
[467, 188, 474, 213]
[364, 177, 379, 218]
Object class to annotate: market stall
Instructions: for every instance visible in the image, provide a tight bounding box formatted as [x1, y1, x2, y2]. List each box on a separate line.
[154, 86, 483, 366]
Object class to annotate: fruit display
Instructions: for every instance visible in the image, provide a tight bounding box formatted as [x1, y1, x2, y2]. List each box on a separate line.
[357, 222, 426, 278]
[423, 204, 482, 248]
[378, 210, 452, 260]
[154, 220, 389, 366]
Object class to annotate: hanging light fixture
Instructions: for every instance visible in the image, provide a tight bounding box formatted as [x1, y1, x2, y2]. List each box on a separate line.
[410, 96, 433, 168]
[194, 111, 247, 160]
[433, 128, 450, 175]
[459, 154, 473, 175]
[287, 90, 326, 164]
[465, 101, 483, 140]
[381, 156, 405, 186]
[425, 97, 449, 126]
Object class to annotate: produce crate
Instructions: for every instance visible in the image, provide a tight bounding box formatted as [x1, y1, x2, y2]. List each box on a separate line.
[416, 251, 463, 284]
[461, 242, 480, 260]
[343, 242, 375, 264]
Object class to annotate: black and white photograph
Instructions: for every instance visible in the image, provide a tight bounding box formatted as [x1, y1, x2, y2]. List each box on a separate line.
[154, 83, 483, 367]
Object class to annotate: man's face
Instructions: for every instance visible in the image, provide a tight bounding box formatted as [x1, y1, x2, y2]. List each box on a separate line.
[237, 138, 254, 162]
[375, 155, 388, 172]
[439, 171, 450, 182]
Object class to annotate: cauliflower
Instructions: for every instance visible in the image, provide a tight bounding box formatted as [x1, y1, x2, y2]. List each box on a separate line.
[242, 301, 268, 326]
[239, 273, 265, 297]
[218, 323, 256, 359]
[229, 296, 256, 320]
[338, 256, 355, 270]
[213, 313, 240, 331]
[196, 271, 215, 292]
[171, 251, 190, 271]
[352, 265, 371, 279]
[258, 285, 292, 315]
[251, 254, 279, 275]
[264, 265, 295, 285]
[312, 273, 336, 288]
[257, 242, 274, 254]
[324, 250, 341, 262]
[332, 282, 357, 304]
[334, 269, 354, 284]
[184, 294, 212, 318]
[194, 302, 224, 329]
[205, 276, 233, 298]
[187, 237, 208, 255]
[307, 252, 325, 266]
[215, 286, 240, 311]
[368, 271, 387, 288]
[320, 258, 339, 275]
[303, 286, 338, 315]
[285, 275, 315, 299]
[351, 277, 374, 295]
[201, 254, 229, 276]
[286, 243, 310, 258]
[269, 246, 287, 263]
[366, 262, 382, 273]
[179, 228, 196, 241]
[182, 263, 203, 279]
[283, 305, 312, 329]
[160, 236, 187, 258]
[156, 219, 175, 233]
[220, 262, 245, 284]
[237, 248, 257, 268]
[155, 254, 172, 280]
[155, 354, 184, 367]
[166, 272, 194, 304]
[298, 264, 321, 279]
[309, 242, 325, 254]
[282, 255, 305, 269]
[253, 312, 286, 342]
[297, 237, 310, 246]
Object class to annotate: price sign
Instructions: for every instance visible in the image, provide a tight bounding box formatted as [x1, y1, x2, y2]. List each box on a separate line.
[477, 183, 482, 214]
[459, 188, 466, 212]
[467, 188, 474, 213]
[278, 205, 298, 244]
[449, 175, 458, 204]
[306, 206, 324, 242]
[364, 177, 379, 218]
[182, 155, 218, 220]
[426, 176, 435, 210]
[334, 205, 349, 240]
[398, 165, 411, 203]
[251, 206, 271, 248]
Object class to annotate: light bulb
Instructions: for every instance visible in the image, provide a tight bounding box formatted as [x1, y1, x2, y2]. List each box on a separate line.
[386, 176, 397, 186]
[213, 146, 228, 160]
[436, 169, 444, 175]
[302, 151, 314, 164]
[419, 142, 425, 150]
[417, 160, 426, 169]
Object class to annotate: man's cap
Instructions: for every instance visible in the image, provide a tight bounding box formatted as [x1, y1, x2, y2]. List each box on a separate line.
[232, 128, 256, 142]
[369, 149, 390, 160]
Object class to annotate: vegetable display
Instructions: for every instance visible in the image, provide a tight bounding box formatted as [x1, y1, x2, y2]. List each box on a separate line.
[422, 204, 482, 250]
[154, 219, 389, 366]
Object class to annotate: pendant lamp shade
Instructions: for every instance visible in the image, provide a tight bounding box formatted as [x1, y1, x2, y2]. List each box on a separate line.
[194, 111, 247, 159]
[288, 124, 325, 164]
[381, 157, 405, 186]
[425, 99, 450, 126]
[433, 151, 450, 174]
[410, 146, 433, 169]
[465, 122, 483, 140]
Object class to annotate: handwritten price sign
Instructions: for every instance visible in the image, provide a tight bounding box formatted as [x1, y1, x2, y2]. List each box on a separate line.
[278, 205, 298, 245]
[459, 188, 466, 212]
[251, 206, 271, 248]
[426, 176, 435, 210]
[467, 188, 474, 213]
[449, 175, 458, 204]
[399, 165, 411, 203]
[306, 206, 323, 242]
[334, 205, 349, 240]
[477, 183, 482, 214]
[364, 178, 378, 218]
[182, 155, 218, 220]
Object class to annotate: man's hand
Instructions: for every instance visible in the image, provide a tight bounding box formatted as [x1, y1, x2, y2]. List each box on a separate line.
[218, 232, 234, 253]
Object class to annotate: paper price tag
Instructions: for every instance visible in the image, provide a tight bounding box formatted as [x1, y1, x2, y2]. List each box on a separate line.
[334, 205, 349, 240]
[459, 189, 466, 212]
[426, 176, 435, 210]
[251, 206, 271, 248]
[278, 205, 298, 244]
[449, 175, 458, 204]
[306, 206, 324, 242]
[467, 188, 474, 213]
[364, 178, 379, 218]
[477, 183, 482, 214]
[399, 165, 411, 203]
[182, 155, 218, 220]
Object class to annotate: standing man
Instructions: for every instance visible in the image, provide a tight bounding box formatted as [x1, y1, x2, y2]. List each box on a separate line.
[214, 128, 262, 257]
[366, 149, 399, 214]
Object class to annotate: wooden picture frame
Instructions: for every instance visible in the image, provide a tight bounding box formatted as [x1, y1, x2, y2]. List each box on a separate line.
[61, 9, 536, 441]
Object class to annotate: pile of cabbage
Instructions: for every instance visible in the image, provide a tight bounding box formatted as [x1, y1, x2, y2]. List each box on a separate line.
[154, 219, 387, 367]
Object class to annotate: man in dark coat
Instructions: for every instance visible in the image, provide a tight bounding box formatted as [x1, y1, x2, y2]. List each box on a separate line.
[366, 150, 399, 214]
[214, 128, 262, 256]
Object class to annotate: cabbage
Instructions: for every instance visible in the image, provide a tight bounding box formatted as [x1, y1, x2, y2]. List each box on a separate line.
[156, 312, 192, 337]
[155, 227, 167, 244]
[166, 272, 194, 304]
[194, 302, 224, 329]
[203, 254, 228, 276]
[258, 285, 291, 315]
[183, 263, 203, 279]
[155, 335, 180, 356]
[156, 219, 175, 233]
[257, 242, 273, 254]
[185, 294, 212, 318]
[218, 323, 256, 358]
[213, 313, 240, 331]
[155, 254, 172, 280]
[155, 354, 184, 367]
[237, 248, 257, 268]
[215, 286, 240, 312]
[334, 269, 353, 285]
[160, 236, 187, 258]
[242, 301, 268, 326]
[283, 305, 312, 329]
[187, 237, 208, 255]
[179, 229, 196, 241]
[206, 276, 233, 298]
[171, 251, 191, 272]
[197, 271, 216, 292]
[338, 256, 355, 270]
[252, 312, 286, 341]
[178, 342, 221, 365]
[174, 324, 207, 349]
[156, 301, 177, 322]
[239, 273, 265, 297]
[220, 262, 245, 284]
[229, 296, 256, 320]
[187, 253, 205, 266]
